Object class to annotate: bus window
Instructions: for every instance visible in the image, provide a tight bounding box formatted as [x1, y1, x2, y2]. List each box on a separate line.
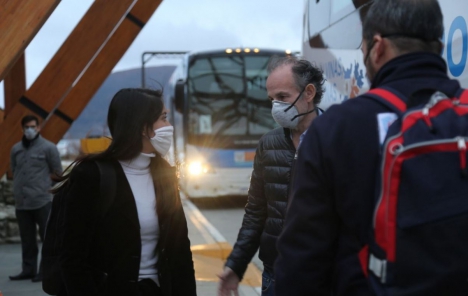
[331, 0, 355, 23]
[307, 0, 331, 39]
[320, 7, 363, 49]
[187, 54, 276, 141]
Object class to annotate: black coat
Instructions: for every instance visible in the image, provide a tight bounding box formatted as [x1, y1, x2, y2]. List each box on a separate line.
[225, 127, 295, 279]
[275, 52, 463, 295]
[58, 160, 196, 296]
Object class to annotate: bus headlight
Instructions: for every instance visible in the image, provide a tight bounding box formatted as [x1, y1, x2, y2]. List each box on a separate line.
[188, 162, 203, 175]
[187, 161, 215, 175]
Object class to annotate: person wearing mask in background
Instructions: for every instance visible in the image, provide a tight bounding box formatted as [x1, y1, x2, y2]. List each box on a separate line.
[9, 115, 62, 282]
[275, 0, 459, 295]
[53, 88, 196, 296]
[217, 56, 325, 296]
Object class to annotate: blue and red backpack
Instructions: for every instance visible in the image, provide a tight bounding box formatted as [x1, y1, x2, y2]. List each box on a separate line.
[361, 87, 468, 295]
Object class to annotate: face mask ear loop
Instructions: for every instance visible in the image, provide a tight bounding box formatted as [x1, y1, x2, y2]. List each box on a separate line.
[290, 107, 316, 122]
[284, 88, 306, 112]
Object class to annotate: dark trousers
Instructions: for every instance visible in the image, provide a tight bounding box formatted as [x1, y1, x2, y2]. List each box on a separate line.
[137, 279, 162, 296]
[15, 202, 51, 275]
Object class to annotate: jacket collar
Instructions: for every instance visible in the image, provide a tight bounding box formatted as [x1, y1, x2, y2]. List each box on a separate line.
[371, 52, 448, 89]
[369, 52, 462, 102]
[22, 134, 41, 149]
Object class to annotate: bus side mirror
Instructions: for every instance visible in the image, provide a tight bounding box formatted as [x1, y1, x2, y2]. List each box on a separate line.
[175, 80, 185, 112]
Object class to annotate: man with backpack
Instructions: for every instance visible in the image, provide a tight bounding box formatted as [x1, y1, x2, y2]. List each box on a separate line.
[275, 0, 468, 295]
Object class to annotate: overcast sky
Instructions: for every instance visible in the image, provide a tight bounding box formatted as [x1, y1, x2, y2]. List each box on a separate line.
[0, 0, 304, 108]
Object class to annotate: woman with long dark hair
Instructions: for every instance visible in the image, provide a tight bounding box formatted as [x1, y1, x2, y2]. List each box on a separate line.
[54, 88, 196, 296]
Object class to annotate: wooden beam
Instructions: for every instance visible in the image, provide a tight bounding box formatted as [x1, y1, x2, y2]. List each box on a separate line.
[3, 53, 26, 115]
[0, 0, 60, 82]
[0, 0, 137, 177]
[41, 0, 163, 143]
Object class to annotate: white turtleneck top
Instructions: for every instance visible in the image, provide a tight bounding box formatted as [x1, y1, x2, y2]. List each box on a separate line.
[119, 153, 159, 285]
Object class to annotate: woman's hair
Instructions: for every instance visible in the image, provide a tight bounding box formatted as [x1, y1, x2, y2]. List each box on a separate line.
[54, 88, 180, 216]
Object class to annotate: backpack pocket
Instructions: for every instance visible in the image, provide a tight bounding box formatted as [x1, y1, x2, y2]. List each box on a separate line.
[397, 150, 468, 228]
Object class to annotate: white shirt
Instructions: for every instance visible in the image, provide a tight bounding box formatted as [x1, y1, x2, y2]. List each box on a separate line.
[119, 153, 160, 285]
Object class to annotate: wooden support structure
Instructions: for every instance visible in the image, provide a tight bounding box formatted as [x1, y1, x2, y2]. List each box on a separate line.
[0, 0, 60, 82]
[3, 54, 26, 115]
[0, 0, 138, 176]
[41, 0, 163, 143]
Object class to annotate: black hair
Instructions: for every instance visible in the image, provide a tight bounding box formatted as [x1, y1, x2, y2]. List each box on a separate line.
[21, 115, 39, 127]
[363, 0, 444, 54]
[267, 55, 325, 105]
[53, 88, 180, 216]
[104, 88, 164, 161]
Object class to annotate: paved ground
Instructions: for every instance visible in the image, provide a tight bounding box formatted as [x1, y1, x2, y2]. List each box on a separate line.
[0, 198, 260, 296]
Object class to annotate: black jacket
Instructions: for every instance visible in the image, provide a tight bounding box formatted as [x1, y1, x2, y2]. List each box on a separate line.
[275, 52, 462, 295]
[58, 160, 196, 296]
[225, 127, 295, 279]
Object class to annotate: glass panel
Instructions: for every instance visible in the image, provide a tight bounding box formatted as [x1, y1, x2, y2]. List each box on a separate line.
[187, 55, 275, 140]
[308, 0, 331, 39]
[331, 0, 353, 16]
[320, 7, 364, 49]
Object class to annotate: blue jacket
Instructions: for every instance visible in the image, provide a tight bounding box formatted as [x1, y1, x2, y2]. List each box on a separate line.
[274, 52, 462, 295]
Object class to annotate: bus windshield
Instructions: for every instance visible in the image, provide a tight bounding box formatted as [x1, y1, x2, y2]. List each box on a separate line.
[187, 54, 276, 148]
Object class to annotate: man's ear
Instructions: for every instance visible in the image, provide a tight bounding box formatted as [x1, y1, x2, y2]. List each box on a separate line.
[304, 83, 317, 103]
[373, 35, 386, 64]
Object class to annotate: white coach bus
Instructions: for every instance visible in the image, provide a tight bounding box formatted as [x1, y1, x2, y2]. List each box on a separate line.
[162, 48, 291, 198]
[303, 0, 468, 109]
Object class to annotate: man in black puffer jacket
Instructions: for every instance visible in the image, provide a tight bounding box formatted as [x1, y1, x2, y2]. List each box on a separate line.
[217, 56, 325, 296]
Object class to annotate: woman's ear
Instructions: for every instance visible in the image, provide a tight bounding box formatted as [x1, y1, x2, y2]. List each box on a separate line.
[142, 126, 150, 138]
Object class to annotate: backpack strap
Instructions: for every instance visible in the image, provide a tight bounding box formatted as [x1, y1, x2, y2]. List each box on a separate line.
[95, 160, 116, 220]
[366, 87, 407, 115]
[455, 88, 468, 104]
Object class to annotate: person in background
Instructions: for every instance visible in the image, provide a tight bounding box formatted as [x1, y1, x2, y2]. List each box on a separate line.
[217, 56, 324, 296]
[9, 115, 62, 282]
[54, 88, 196, 296]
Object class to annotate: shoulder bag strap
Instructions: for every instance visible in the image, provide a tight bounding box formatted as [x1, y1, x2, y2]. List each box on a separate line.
[366, 87, 407, 115]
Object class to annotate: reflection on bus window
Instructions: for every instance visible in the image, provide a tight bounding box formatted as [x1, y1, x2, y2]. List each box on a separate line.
[331, 0, 353, 16]
[307, 0, 331, 39]
[187, 55, 275, 140]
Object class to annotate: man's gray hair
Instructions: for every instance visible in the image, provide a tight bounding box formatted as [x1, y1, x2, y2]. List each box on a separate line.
[363, 0, 444, 54]
[267, 56, 325, 105]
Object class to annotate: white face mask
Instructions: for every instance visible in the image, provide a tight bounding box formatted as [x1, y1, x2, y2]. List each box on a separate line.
[271, 89, 316, 129]
[24, 127, 38, 140]
[271, 100, 300, 128]
[150, 126, 173, 156]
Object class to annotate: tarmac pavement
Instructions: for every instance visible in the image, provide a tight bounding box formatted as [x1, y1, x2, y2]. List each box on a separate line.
[0, 196, 260, 296]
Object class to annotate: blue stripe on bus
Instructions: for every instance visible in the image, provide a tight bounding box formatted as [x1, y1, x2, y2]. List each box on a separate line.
[198, 148, 256, 168]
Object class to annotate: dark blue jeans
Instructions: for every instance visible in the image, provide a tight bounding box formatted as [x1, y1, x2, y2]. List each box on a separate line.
[16, 202, 51, 275]
[261, 268, 275, 296]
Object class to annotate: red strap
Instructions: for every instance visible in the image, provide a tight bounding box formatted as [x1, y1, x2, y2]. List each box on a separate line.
[458, 89, 468, 104]
[368, 88, 407, 112]
[358, 245, 369, 278]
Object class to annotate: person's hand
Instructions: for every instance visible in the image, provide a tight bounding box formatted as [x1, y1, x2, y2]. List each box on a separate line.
[217, 266, 240, 296]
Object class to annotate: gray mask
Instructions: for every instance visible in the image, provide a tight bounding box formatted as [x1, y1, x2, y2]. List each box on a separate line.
[271, 89, 315, 129]
[24, 127, 38, 140]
